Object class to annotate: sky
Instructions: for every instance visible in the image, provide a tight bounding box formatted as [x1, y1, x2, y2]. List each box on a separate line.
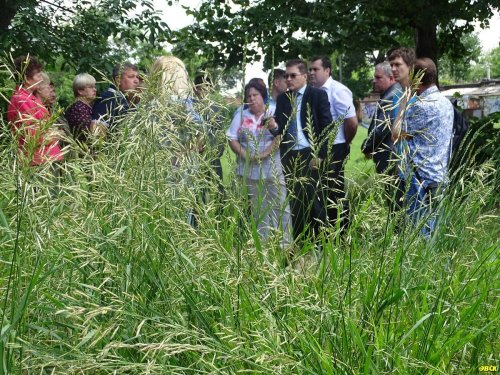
[153, 0, 500, 85]
[478, 12, 500, 51]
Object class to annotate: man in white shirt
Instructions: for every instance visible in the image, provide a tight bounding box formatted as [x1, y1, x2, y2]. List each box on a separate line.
[309, 56, 358, 231]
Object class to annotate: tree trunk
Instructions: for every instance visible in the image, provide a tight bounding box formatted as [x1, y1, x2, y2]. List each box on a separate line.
[415, 23, 438, 61]
[374, 50, 386, 65]
[415, 22, 439, 85]
[0, 0, 18, 32]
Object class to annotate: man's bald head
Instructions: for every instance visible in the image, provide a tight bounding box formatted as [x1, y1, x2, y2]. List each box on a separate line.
[414, 58, 437, 87]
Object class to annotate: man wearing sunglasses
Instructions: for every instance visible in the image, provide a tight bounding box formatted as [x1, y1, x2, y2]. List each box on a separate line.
[268, 59, 332, 243]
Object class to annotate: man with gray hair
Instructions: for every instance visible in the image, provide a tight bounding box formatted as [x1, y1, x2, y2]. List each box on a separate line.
[92, 61, 140, 130]
[362, 61, 401, 173]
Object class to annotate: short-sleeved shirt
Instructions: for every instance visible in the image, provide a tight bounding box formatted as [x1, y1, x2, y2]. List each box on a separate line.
[65, 100, 92, 141]
[405, 86, 454, 186]
[320, 77, 356, 144]
[7, 87, 63, 165]
[226, 107, 283, 181]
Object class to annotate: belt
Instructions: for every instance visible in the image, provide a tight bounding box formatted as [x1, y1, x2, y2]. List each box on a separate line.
[288, 147, 311, 154]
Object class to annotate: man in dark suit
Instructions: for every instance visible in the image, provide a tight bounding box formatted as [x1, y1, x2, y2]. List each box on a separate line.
[361, 61, 401, 173]
[361, 62, 404, 212]
[92, 62, 140, 130]
[268, 59, 332, 241]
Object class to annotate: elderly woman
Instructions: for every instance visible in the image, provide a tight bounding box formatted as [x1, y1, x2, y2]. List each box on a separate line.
[65, 73, 102, 142]
[7, 55, 63, 166]
[227, 79, 291, 247]
[34, 72, 55, 108]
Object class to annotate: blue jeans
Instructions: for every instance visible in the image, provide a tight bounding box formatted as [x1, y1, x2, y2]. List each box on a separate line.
[406, 174, 441, 238]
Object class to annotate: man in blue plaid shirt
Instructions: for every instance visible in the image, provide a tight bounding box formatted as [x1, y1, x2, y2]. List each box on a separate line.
[399, 58, 454, 238]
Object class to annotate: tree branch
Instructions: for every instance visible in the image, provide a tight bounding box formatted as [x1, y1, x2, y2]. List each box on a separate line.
[39, 0, 76, 14]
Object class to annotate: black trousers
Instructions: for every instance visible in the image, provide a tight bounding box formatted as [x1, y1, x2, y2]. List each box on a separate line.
[389, 175, 406, 212]
[281, 148, 325, 241]
[373, 148, 392, 174]
[321, 142, 350, 231]
[209, 157, 224, 195]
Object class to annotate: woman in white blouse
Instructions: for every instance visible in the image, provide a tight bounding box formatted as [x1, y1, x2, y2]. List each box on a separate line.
[227, 79, 291, 248]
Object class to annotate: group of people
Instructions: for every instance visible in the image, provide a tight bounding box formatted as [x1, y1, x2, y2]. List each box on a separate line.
[7, 57, 63, 166]
[6, 47, 454, 252]
[228, 57, 359, 248]
[7, 55, 222, 155]
[7, 56, 136, 165]
[228, 48, 455, 247]
[361, 48, 454, 237]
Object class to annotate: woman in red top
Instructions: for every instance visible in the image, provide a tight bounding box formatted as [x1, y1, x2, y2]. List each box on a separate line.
[7, 55, 63, 166]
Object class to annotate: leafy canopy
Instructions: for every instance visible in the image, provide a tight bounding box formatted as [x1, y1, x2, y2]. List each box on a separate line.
[173, 0, 498, 73]
[0, 0, 170, 74]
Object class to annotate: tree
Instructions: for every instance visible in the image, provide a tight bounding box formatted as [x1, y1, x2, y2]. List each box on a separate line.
[174, 0, 498, 80]
[470, 47, 500, 82]
[0, 0, 170, 74]
[439, 33, 482, 84]
[359, 0, 495, 65]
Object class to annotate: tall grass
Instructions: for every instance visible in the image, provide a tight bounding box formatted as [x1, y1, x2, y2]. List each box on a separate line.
[0, 81, 498, 374]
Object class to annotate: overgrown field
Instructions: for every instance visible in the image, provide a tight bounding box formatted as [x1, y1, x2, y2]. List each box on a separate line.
[0, 96, 499, 374]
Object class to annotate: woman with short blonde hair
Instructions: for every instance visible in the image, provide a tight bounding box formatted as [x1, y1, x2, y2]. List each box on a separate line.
[72, 73, 96, 97]
[65, 73, 100, 141]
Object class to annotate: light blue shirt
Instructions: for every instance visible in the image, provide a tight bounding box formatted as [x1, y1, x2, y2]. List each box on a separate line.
[269, 97, 277, 111]
[405, 86, 454, 186]
[292, 84, 311, 150]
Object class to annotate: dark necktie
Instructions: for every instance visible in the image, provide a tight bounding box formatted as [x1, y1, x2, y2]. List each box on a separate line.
[288, 92, 301, 140]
